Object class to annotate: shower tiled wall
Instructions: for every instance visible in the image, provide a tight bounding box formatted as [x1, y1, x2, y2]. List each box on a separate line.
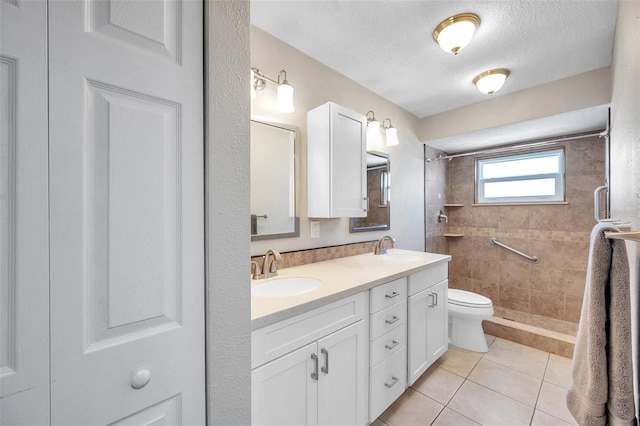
[428, 135, 605, 324]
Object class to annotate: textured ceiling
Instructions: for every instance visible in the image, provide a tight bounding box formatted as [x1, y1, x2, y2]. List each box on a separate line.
[251, 0, 618, 119]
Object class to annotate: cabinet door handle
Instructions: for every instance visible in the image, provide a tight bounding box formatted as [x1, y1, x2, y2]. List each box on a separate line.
[433, 291, 438, 306]
[363, 197, 369, 212]
[385, 291, 399, 299]
[321, 348, 329, 374]
[311, 353, 319, 381]
[384, 376, 400, 388]
[385, 340, 400, 350]
[428, 293, 435, 308]
[385, 315, 400, 324]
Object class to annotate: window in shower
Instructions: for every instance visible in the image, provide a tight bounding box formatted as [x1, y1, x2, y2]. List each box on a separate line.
[475, 148, 565, 204]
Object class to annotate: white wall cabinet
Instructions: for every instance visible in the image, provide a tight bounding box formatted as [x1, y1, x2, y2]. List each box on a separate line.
[307, 102, 367, 218]
[407, 264, 449, 385]
[252, 293, 369, 426]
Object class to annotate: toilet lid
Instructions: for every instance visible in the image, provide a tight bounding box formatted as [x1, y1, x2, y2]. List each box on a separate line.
[448, 289, 493, 308]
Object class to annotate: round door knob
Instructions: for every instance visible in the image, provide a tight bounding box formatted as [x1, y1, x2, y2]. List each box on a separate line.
[131, 369, 151, 390]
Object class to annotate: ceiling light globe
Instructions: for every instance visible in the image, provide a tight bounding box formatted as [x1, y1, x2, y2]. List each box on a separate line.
[433, 13, 480, 55]
[473, 68, 510, 95]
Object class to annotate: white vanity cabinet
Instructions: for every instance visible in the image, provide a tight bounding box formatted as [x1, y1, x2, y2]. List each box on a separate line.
[251, 292, 369, 426]
[407, 263, 449, 385]
[307, 102, 367, 218]
[368, 277, 408, 421]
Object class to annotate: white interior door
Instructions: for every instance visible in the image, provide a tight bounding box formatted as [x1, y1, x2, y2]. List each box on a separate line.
[0, 1, 50, 424]
[48, 1, 205, 424]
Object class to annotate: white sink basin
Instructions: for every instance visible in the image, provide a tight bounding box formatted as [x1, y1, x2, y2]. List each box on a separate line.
[379, 253, 423, 262]
[251, 277, 322, 298]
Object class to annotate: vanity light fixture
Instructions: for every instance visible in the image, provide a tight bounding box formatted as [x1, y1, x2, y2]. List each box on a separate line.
[473, 68, 510, 95]
[433, 13, 480, 55]
[251, 67, 295, 113]
[365, 111, 381, 146]
[382, 118, 399, 147]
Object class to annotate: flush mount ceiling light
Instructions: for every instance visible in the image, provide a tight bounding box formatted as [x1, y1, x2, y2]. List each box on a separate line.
[473, 68, 510, 95]
[382, 118, 399, 147]
[365, 111, 381, 146]
[251, 67, 295, 113]
[433, 13, 480, 55]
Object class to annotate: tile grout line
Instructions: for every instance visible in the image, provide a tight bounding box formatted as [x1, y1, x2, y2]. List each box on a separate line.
[529, 352, 551, 425]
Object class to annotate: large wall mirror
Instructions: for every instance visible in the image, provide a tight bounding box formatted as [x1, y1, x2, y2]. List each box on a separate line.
[350, 151, 390, 232]
[251, 120, 300, 241]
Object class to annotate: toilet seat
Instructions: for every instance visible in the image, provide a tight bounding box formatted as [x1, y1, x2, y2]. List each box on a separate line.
[448, 289, 492, 308]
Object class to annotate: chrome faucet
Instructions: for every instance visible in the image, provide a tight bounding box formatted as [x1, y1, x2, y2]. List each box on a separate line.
[438, 210, 448, 224]
[261, 249, 282, 278]
[374, 235, 396, 255]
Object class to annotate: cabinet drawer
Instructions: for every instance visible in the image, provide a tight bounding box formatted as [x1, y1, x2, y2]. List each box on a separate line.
[370, 277, 407, 313]
[370, 299, 406, 341]
[370, 323, 406, 367]
[370, 346, 407, 421]
[408, 262, 448, 295]
[252, 292, 367, 368]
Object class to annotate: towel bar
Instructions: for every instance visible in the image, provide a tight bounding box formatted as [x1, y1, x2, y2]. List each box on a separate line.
[489, 237, 539, 263]
[605, 231, 640, 242]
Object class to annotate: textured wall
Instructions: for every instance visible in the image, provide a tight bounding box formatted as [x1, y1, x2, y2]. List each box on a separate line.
[610, 1, 640, 226]
[609, 0, 640, 418]
[204, 1, 251, 424]
[444, 136, 605, 324]
[250, 26, 425, 256]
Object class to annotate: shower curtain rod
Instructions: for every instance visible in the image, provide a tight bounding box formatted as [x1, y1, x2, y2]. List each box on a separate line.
[425, 129, 608, 162]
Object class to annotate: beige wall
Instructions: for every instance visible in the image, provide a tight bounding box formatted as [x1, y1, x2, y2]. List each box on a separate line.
[420, 67, 611, 143]
[250, 26, 424, 256]
[443, 136, 605, 324]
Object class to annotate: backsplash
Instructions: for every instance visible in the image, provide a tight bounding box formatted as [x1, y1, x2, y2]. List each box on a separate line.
[427, 135, 604, 324]
[251, 240, 378, 270]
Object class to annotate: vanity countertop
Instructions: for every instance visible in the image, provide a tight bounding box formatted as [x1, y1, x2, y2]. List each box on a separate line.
[251, 249, 451, 330]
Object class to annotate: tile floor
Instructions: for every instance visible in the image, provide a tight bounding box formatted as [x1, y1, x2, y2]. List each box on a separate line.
[374, 335, 577, 426]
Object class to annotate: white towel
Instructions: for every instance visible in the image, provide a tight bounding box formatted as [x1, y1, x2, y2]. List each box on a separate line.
[567, 222, 636, 425]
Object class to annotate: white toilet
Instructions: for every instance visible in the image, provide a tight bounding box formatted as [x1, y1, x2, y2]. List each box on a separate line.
[448, 289, 494, 352]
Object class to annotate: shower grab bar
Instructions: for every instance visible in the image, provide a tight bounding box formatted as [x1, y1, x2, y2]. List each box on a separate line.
[489, 237, 540, 263]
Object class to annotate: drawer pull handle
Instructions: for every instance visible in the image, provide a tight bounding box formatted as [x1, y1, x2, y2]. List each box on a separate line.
[428, 293, 436, 308]
[311, 353, 319, 381]
[385, 291, 400, 299]
[434, 292, 438, 306]
[321, 348, 329, 374]
[385, 316, 400, 325]
[385, 340, 400, 350]
[384, 376, 400, 388]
